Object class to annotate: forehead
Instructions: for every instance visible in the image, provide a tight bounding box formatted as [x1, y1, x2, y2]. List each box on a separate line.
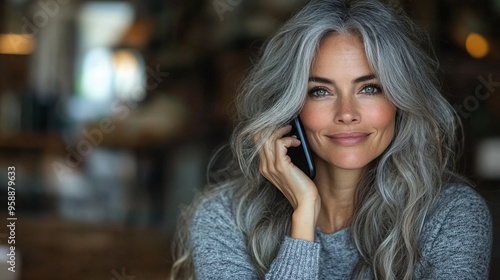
[311, 34, 371, 74]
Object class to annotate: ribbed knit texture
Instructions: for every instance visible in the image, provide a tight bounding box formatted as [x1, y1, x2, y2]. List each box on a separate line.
[190, 184, 492, 279]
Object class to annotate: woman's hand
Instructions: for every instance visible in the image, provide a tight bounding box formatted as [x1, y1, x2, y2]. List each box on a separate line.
[256, 125, 321, 241]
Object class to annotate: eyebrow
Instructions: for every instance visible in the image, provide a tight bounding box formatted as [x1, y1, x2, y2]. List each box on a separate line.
[308, 74, 377, 85]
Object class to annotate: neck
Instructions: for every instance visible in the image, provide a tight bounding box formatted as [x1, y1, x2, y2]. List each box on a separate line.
[314, 164, 364, 234]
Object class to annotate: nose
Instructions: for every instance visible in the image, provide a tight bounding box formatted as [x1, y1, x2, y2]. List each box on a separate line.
[334, 96, 360, 124]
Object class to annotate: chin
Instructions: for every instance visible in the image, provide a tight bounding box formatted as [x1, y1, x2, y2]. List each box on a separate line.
[318, 156, 372, 171]
[334, 162, 371, 170]
[331, 153, 376, 169]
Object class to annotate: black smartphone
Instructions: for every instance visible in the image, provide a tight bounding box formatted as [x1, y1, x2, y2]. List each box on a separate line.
[286, 117, 316, 180]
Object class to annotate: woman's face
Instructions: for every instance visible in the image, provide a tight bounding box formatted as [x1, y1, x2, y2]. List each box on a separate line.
[300, 34, 396, 172]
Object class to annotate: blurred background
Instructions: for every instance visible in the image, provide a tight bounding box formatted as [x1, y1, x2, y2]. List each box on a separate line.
[0, 0, 498, 279]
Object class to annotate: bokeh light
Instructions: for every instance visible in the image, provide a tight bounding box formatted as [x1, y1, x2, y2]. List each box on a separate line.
[465, 32, 490, 59]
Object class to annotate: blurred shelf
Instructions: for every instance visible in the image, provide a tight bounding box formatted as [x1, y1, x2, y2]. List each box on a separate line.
[0, 132, 64, 151]
[2, 215, 172, 280]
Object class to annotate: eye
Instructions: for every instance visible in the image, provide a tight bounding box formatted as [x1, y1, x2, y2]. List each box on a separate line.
[308, 87, 330, 98]
[360, 84, 383, 95]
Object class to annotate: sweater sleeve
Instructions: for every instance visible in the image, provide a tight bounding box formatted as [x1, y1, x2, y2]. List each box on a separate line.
[190, 191, 321, 279]
[417, 185, 493, 280]
[267, 236, 320, 279]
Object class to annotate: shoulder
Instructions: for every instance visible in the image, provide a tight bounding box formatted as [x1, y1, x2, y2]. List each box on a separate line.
[421, 183, 492, 244]
[188, 186, 241, 252]
[191, 186, 237, 232]
[433, 183, 490, 220]
[439, 183, 486, 202]
[416, 184, 493, 278]
[188, 186, 258, 276]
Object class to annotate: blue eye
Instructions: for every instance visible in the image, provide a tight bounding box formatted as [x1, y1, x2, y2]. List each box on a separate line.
[361, 84, 382, 95]
[308, 87, 330, 98]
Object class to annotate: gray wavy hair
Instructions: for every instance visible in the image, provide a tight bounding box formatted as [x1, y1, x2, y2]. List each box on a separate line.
[171, 0, 465, 279]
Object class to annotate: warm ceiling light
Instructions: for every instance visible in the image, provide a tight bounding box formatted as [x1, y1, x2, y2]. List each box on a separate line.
[465, 33, 490, 59]
[0, 34, 35, 55]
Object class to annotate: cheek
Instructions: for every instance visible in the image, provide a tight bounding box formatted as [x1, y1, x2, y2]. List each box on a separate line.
[366, 103, 397, 144]
[299, 103, 331, 132]
[369, 103, 396, 128]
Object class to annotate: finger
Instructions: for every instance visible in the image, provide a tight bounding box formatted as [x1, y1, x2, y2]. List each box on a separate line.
[264, 129, 301, 165]
[257, 125, 298, 181]
[273, 136, 301, 161]
[257, 125, 292, 159]
[255, 124, 293, 147]
[253, 130, 264, 145]
[276, 136, 301, 149]
[273, 125, 293, 139]
[263, 125, 295, 155]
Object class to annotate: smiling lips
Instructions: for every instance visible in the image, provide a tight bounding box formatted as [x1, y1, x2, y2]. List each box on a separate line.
[327, 132, 371, 146]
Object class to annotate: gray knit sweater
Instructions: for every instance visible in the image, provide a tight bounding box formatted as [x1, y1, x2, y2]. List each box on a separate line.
[190, 184, 492, 279]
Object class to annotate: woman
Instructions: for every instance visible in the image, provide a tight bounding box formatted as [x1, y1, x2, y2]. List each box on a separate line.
[171, 0, 492, 279]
